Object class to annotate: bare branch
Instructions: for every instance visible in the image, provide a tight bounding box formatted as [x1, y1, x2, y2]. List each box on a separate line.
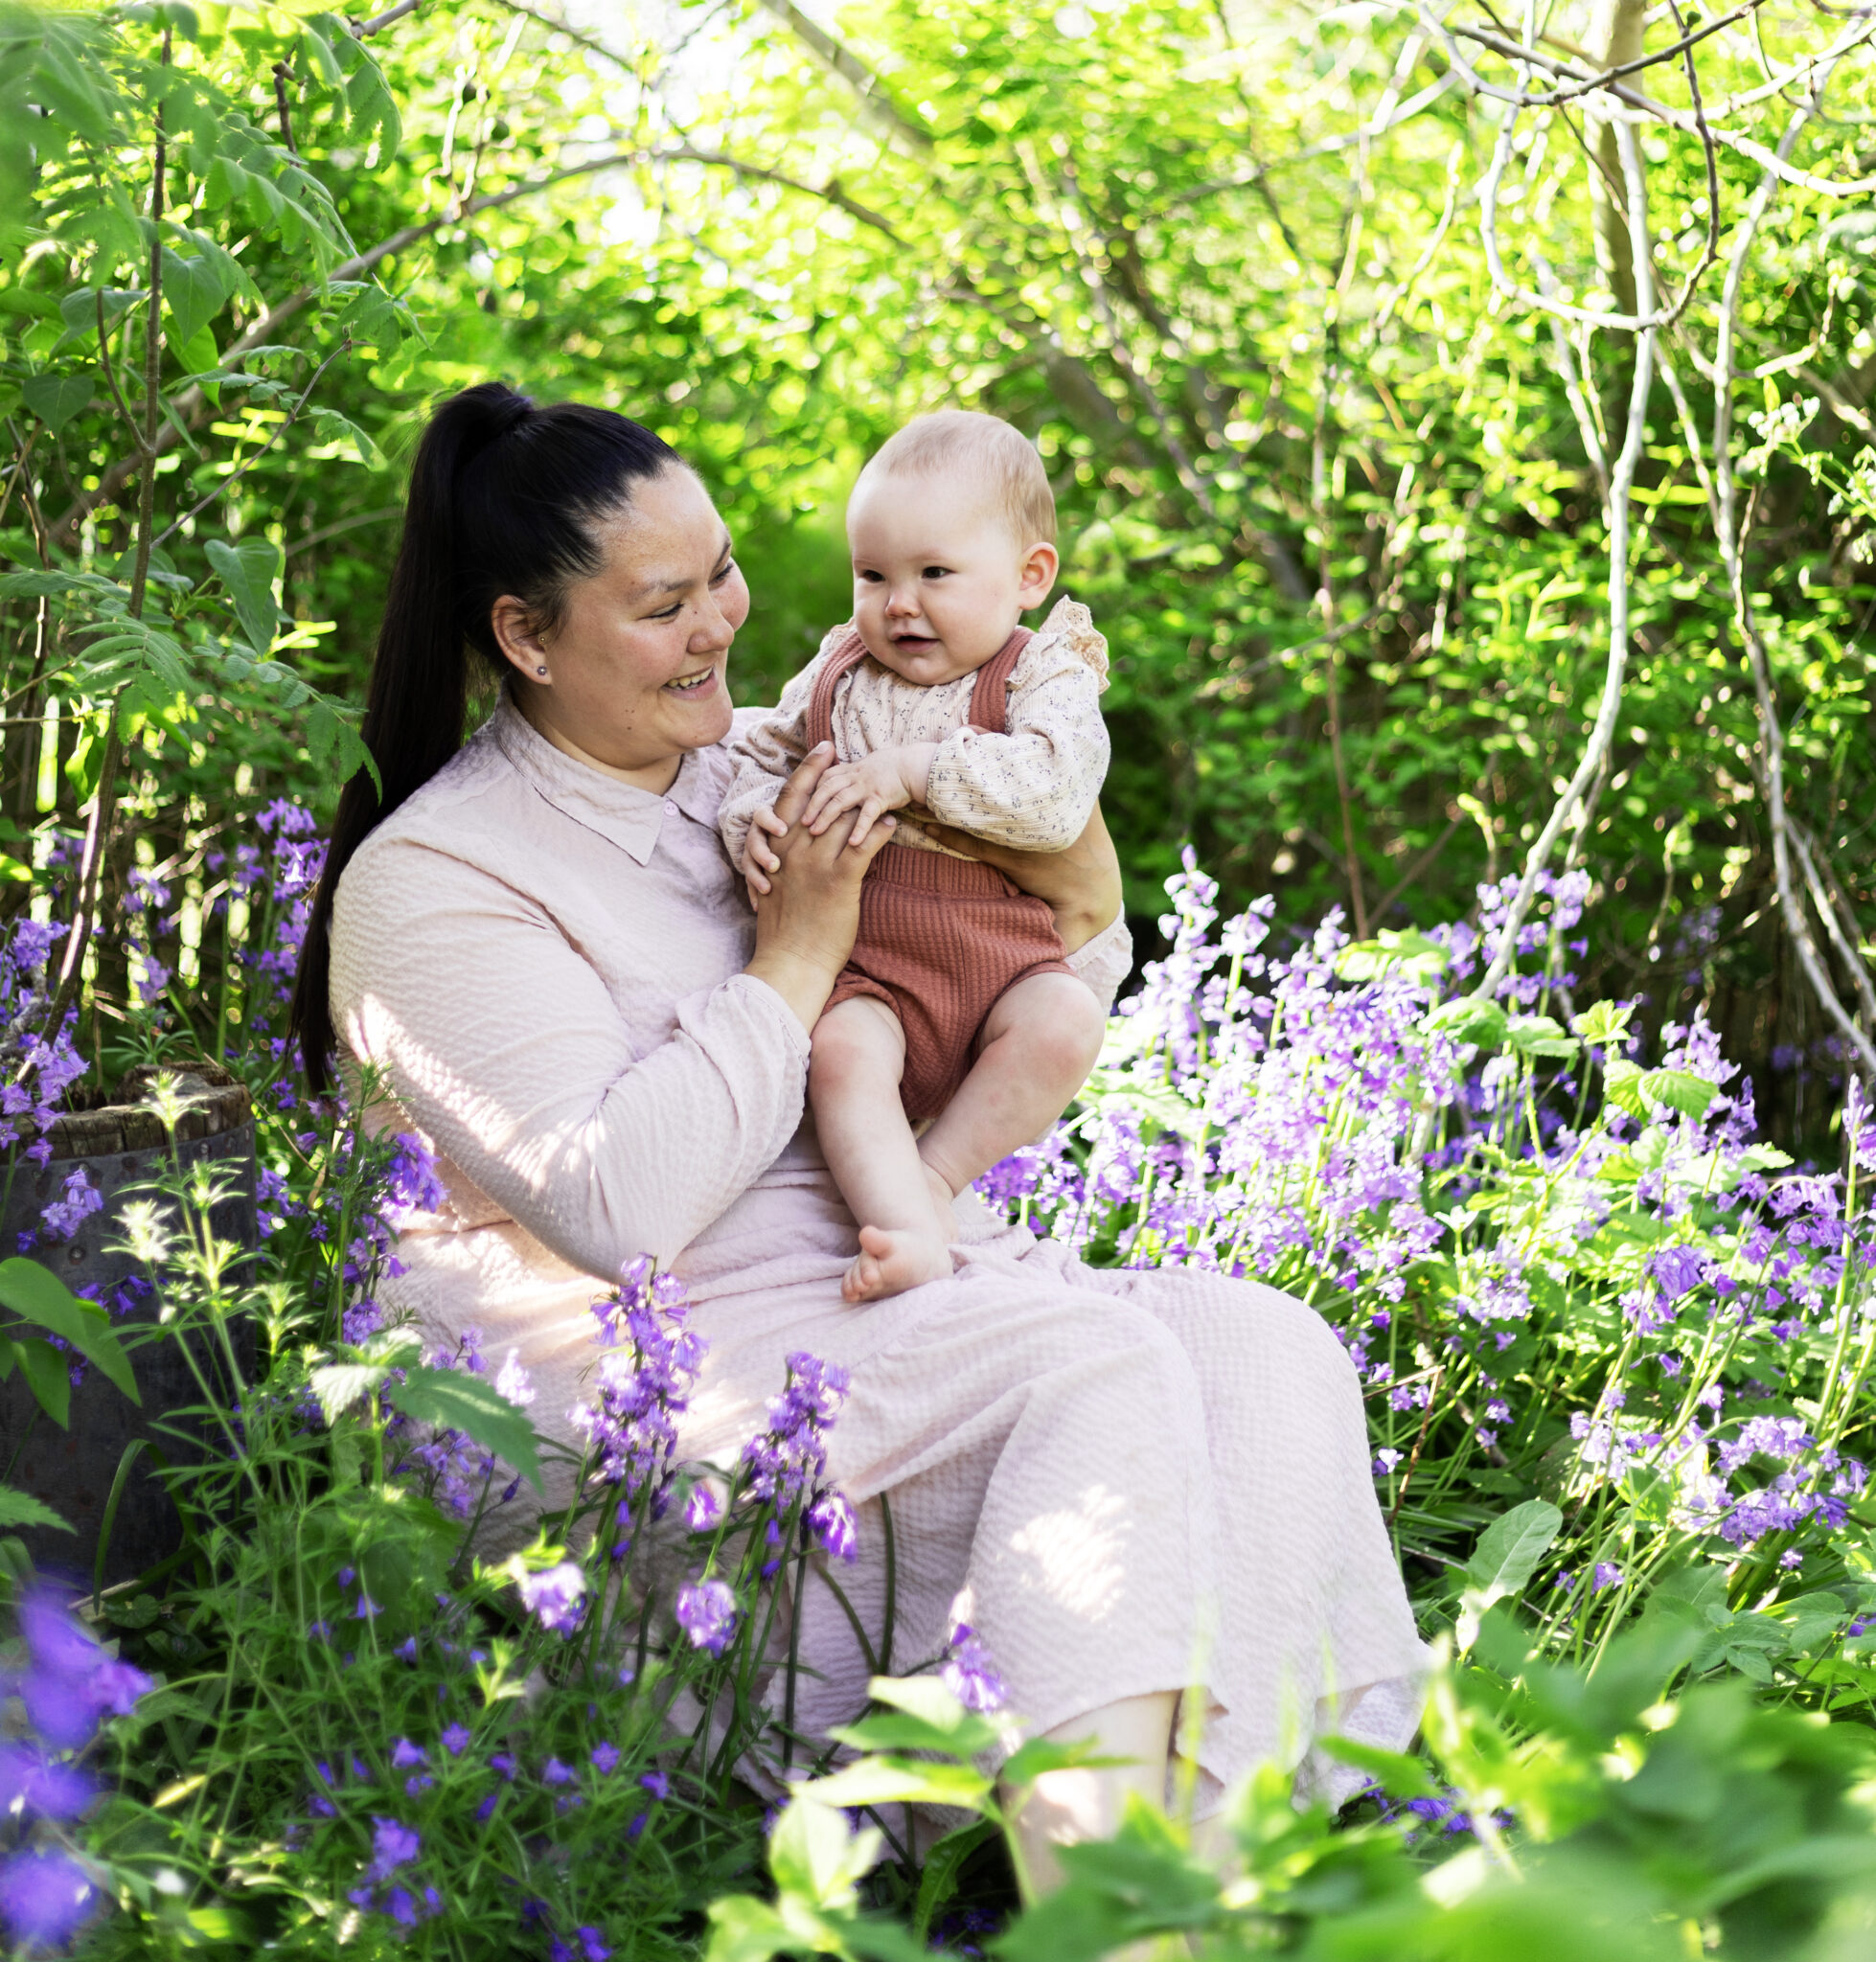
[1476, 115, 1657, 998]
[752, 0, 934, 155]
[1711, 60, 1876, 1079]
[351, 0, 421, 39]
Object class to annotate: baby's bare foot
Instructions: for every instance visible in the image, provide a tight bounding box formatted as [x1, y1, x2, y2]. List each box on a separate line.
[842, 1224, 953, 1304]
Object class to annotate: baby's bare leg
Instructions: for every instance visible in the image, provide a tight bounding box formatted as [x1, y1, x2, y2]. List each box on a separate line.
[919, 971, 1107, 1200]
[810, 996, 954, 1304]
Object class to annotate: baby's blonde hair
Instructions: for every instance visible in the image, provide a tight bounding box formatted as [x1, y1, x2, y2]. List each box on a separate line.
[858, 410, 1057, 546]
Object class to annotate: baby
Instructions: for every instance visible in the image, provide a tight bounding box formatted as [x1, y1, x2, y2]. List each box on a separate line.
[720, 411, 1113, 1303]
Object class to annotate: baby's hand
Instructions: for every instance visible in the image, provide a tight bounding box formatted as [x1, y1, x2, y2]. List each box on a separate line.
[743, 805, 788, 898]
[803, 744, 937, 851]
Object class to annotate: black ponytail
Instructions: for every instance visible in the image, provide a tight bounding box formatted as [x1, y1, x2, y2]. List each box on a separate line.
[289, 382, 684, 1090]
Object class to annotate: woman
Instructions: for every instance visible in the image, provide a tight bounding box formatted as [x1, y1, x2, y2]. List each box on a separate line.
[292, 383, 1426, 1889]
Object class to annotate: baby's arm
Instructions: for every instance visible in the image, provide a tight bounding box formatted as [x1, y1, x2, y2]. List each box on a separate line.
[720, 651, 829, 896]
[923, 650, 1110, 853]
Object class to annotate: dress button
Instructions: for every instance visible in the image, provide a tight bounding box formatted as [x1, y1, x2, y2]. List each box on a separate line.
[665, 801, 678, 815]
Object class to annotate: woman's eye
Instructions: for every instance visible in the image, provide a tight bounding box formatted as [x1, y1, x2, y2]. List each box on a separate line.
[652, 602, 683, 621]
[710, 559, 736, 585]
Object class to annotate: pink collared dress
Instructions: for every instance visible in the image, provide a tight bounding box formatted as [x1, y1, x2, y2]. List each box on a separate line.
[329, 695, 1427, 1811]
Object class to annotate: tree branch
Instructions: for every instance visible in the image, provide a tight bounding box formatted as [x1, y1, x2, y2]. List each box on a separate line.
[752, 0, 934, 155]
[1476, 115, 1657, 999]
[52, 143, 904, 550]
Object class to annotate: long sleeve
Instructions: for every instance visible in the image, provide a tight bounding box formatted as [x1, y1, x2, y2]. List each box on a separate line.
[923, 651, 1110, 853]
[332, 835, 811, 1279]
[718, 634, 843, 874]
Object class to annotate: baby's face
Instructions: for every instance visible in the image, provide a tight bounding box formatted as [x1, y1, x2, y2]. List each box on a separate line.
[847, 473, 1055, 687]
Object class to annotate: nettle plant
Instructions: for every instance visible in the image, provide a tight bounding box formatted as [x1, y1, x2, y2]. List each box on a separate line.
[983, 857, 1876, 1693]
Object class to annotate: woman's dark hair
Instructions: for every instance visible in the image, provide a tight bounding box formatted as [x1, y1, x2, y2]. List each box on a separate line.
[289, 382, 684, 1090]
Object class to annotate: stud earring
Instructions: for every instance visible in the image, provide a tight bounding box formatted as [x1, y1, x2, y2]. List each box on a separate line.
[536, 665, 548, 677]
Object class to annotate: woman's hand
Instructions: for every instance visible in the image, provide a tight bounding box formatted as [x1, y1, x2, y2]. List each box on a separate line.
[744, 743, 896, 1032]
[919, 801, 1124, 954]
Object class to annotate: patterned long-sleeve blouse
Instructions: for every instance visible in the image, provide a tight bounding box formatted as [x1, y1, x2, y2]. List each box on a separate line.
[719, 595, 1110, 874]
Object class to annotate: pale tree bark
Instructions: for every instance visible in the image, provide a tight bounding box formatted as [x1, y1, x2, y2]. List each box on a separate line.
[1586, 0, 1647, 318]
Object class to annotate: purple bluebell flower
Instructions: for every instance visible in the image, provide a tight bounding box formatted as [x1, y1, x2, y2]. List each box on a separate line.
[516, 1562, 586, 1634]
[0, 1848, 96, 1948]
[942, 1620, 1008, 1714]
[675, 1578, 738, 1655]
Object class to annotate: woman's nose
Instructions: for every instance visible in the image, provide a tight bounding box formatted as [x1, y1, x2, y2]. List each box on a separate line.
[691, 595, 735, 650]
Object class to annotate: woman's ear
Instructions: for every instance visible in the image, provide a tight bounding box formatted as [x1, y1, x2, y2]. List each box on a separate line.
[491, 595, 552, 683]
[1018, 541, 1060, 607]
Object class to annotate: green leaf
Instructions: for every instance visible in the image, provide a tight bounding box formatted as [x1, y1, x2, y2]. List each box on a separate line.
[1642, 1069, 1717, 1119]
[768, 1791, 883, 1911]
[911, 1818, 998, 1942]
[1310, 1734, 1435, 1797]
[22, 372, 94, 434]
[1507, 1015, 1581, 1061]
[1334, 928, 1450, 983]
[160, 246, 232, 351]
[0, 1484, 71, 1532]
[14, 1337, 71, 1428]
[808, 1755, 994, 1812]
[308, 1361, 388, 1424]
[204, 536, 282, 655]
[0, 1257, 139, 1403]
[390, 1365, 543, 1492]
[701, 1896, 798, 1962]
[1423, 995, 1509, 1049]
[1571, 999, 1635, 1047]
[1466, 1499, 1564, 1601]
[829, 1707, 1001, 1761]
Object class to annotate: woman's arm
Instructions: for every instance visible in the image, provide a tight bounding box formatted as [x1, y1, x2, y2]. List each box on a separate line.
[332, 752, 884, 1276]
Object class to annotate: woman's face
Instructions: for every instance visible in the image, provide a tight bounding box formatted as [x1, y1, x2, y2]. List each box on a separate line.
[492, 467, 749, 789]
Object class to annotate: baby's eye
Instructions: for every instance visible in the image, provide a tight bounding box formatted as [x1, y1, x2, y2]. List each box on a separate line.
[921, 565, 950, 580]
[857, 569, 884, 583]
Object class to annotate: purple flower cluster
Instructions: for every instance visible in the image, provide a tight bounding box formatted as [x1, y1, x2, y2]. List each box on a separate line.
[740, 1352, 856, 1563]
[0, 918, 84, 1184]
[570, 1258, 706, 1532]
[941, 1619, 1008, 1714]
[979, 853, 1876, 1603]
[0, 1592, 154, 1951]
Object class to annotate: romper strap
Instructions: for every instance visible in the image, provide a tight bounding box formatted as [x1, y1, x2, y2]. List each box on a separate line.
[966, 625, 1035, 735]
[804, 627, 872, 754]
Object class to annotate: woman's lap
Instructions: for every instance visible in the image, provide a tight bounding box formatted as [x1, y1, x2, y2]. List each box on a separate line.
[728, 1242, 1427, 1797]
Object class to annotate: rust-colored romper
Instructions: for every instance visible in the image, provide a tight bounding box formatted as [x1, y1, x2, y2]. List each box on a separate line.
[808, 627, 1074, 1122]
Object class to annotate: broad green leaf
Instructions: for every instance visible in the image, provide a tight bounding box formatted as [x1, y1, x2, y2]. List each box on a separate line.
[0, 1256, 139, 1403]
[700, 1896, 798, 1962]
[1311, 1733, 1435, 1797]
[1423, 995, 1509, 1049]
[1641, 1069, 1717, 1119]
[864, 1673, 977, 1736]
[390, 1364, 543, 1491]
[767, 1791, 882, 1910]
[22, 372, 94, 433]
[160, 246, 232, 350]
[14, 1336, 71, 1428]
[1571, 999, 1635, 1047]
[308, 1360, 389, 1424]
[205, 536, 283, 656]
[911, 1818, 998, 1941]
[829, 1706, 1001, 1760]
[0, 1484, 71, 1532]
[807, 1755, 993, 1812]
[1334, 928, 1449, 982]
[1466, 1499, 1564, 1600]
[1507, 1015, 1580, 1061]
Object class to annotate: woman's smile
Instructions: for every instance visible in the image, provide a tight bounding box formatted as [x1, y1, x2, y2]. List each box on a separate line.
[664, 666, 721, 696]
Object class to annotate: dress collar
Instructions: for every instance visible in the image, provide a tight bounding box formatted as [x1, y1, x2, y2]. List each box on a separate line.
[488, 694, 723, 867]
